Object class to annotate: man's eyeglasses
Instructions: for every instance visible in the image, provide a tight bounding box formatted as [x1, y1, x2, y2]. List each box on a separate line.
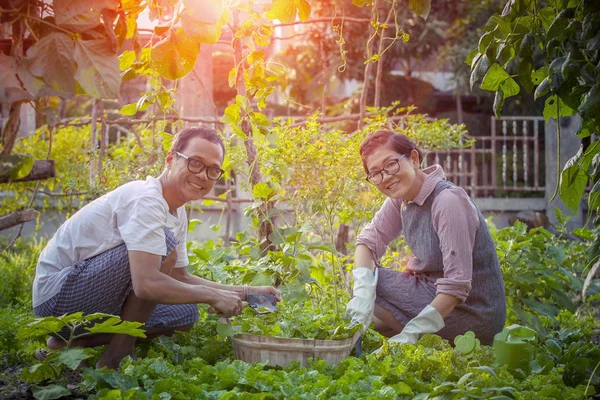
[176, 152, 224, 181]
[366, 155, 407, 185]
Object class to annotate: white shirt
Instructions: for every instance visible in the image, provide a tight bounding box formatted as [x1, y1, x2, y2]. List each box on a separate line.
[32, 176, 189, 308]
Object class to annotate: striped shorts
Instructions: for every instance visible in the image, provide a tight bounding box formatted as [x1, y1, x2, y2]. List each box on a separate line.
[33, 228, 198, 338]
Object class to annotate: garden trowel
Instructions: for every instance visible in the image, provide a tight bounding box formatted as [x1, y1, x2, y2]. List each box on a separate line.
[246, 294, 279, 314]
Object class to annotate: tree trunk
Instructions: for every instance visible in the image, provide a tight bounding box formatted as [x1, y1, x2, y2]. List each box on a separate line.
[0, 102, 23, 156]
[232, 11, 274, 254]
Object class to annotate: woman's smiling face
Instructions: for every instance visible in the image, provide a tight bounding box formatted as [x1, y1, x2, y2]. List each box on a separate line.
[365, 146, 421, 200]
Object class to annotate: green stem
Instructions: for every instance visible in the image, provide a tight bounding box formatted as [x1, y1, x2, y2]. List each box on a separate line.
[549, 97, 561, 203]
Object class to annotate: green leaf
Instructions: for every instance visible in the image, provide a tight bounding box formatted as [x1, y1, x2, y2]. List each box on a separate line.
[252, 112, 271, 127]
[578, 85, 600, 120]
[52, 347, 93, 370]
[531, 66, 548, 85]
[26, 32, 75, 93]
[150, 30, 199, 80]
[534, 77, 549, 100]
[560, 147, 587, 212]
[517, 59, 534, 93]
[478, 32, 494, 54]
[74, 39, 120, 98]
[119, 103, 137, 116]
[32, 384, 72, 400]
[519, 33, 535, 58]
[21, 363, 57, 384]
[85, 317, 146, 338]
[470, 54, 490, 89]
[251, 272, 273, 286]
[480, 63, 511, 92]
[17, 317, 66, 340]
[493, 88, 505, 118]
[409, 0, 431, 19]
[547, 9, 571, 42]
[496, 43, 515, 67]
[216, 320, 236, 337]
[221, 103, 242, 125]
[253, 182, 273, 199]
[0, 154, 35, 181]
[500, 77, 519, 97]
[543, 95, 576, 122]
[589, 181, 600, 211]
[307, 242, 340, 254]
[465, 49, 478, 66]
[118, 50, 136, 72]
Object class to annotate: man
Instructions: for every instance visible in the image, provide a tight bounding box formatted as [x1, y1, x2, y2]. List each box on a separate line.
[32, 127, 280, 369]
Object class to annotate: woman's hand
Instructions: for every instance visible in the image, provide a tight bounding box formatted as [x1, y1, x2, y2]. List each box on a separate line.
[247, 285, 282, 302]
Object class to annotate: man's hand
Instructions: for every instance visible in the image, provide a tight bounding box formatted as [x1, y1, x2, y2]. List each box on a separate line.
[247, 285, 282, 301]
[207, 289, 245, 317]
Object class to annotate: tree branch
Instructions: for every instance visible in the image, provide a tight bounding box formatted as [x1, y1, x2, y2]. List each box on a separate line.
[0, 160, 55, 184]
[0, 209, 39, 232]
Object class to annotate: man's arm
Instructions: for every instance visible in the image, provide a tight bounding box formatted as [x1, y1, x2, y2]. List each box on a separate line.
[128, 250, 243, 316]
[171, 267, 282, 301]
[171, 267, 246, 298]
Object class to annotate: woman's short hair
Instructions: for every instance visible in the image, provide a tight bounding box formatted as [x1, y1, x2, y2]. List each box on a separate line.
[170, 127, 225, 156]
[359, 130, 423, 173]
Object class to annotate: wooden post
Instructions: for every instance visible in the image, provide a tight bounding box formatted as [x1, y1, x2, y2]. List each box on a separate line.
[97, 101, 106, 178]
[358, 0, 379, 129]
[374, 2, 394, 108]
[89, 99, 99, 185]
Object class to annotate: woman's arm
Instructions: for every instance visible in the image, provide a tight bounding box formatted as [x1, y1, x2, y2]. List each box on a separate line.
[355, 197, 404, 267]
[430, 293, 461, 318]
[354, 244, 376, 271]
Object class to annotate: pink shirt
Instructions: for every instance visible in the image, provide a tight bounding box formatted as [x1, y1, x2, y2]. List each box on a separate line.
[356, 165, 479, 302]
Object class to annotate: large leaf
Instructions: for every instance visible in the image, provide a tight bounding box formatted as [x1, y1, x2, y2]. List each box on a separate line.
[480, 63, 511, 91]
[150, 29, 199, 80]
[54, 0, 119, 32]
[266, 0, 311, 23]
[578, 85, 600, 120]
[26, 33, 75, 93]
[74, 38, 120, 98]
[408, 0, 431, 19]
[0, 154, 35, 181]
[560, 146, 588, 213]
[85, 317, 146, 337]
[31, 384, 71, 400]
[51, 348, 94, 370]
[0, 53, 31, 102]
[470, 54, 490, 89]
[253, 182, 273, 199]
[543, 94, 576, 123]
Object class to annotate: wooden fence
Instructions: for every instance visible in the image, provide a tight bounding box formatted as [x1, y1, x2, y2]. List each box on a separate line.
[425, 116, 546, 199]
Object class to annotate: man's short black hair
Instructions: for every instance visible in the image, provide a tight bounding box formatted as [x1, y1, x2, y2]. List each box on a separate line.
[170, 127, 225, 156]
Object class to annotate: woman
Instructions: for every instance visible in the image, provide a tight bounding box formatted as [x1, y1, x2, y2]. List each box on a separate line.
[346, 131, 506, 346]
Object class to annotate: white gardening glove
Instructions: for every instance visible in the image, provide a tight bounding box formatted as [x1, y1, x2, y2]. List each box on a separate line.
[388, 305, 445, 345]
[346, 268, 378, 329]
